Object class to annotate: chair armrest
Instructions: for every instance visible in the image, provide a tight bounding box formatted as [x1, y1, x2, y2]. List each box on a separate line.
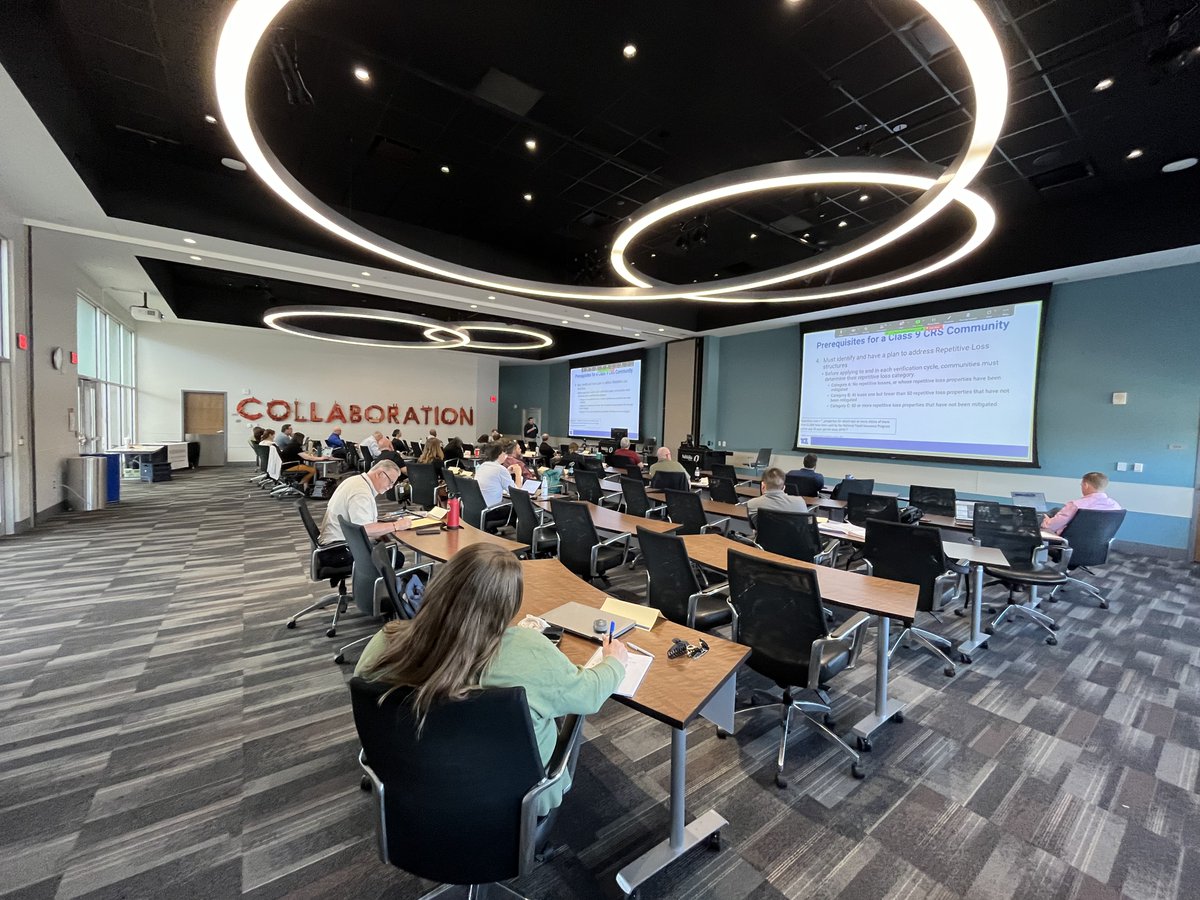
[590, 533, 631, 575]
[481, 501, 513, 529]
[357, 749, 390, 865]
[519, 714, 586, 871]
[933, 571, 959, 609]
[701, 516, 731, 536]
[809, 611, 872, 686]
[727, 532, 759, 548]
[686, 583, 730, 628]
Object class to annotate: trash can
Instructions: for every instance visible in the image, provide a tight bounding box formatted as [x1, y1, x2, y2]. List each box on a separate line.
[64, 456, 107, 511]
[83, 453, 121, 504]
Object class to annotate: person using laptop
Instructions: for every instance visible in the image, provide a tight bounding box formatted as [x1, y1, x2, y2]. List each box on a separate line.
[476, 441, 520, 506]
[355, 543, 627, 814]
[1042, 471, 1122, 534]
[746, 466, 808, 529]
[786, 453, 825, 492]
[500, 438, 536, 482]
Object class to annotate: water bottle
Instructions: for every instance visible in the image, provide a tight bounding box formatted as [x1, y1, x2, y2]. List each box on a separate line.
[446, 496, 462, 529]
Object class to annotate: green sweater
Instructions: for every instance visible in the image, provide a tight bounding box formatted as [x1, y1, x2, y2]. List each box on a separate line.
[356, 626, 625, 814]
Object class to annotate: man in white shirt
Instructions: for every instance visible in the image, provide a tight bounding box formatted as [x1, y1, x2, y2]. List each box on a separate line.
[475, 441, 519, 507]
[319, 460, 410, 548]
[746, 466, 809, 529]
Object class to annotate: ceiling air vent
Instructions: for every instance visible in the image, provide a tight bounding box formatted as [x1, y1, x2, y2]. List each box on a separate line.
[1029, 160, 1095, 193]
[473, 68, 544, 116]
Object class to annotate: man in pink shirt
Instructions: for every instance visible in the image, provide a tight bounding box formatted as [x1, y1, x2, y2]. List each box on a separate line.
[1042, 472, 1122, 534]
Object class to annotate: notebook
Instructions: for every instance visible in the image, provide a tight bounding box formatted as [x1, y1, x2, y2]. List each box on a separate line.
[543, 602, 637, 641]
[1011, 491, 1048, 513]
[585, 646, 651, 697]
[601, 596, 661, 631]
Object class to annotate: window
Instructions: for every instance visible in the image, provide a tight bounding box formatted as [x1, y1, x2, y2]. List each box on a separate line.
[76, 296, 136, 451]
[0, 237, 11, 531]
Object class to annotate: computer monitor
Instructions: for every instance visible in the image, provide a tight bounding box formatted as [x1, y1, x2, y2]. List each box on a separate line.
[1010, 491, 1048, 512]
[610, 427, 628, 444]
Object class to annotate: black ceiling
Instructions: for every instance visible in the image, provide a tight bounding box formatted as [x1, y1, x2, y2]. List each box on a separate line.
[4, 0, 1200, 334]
[138, 258, 631, 360]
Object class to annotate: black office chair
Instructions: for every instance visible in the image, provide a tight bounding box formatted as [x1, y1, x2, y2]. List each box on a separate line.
[861, 520, 960, 677]
[649, 468, 690, 492]
[724, 550, 870, 785]
[909, 485, 956, 517]
[752, 448, 772, 473]
[575, 456, 605, 474]
[638, 527, 731, 631]
[1050, 508, 1126, 609]
[250, 441, 271, 484]
[620, 476, 664, 519]
[549, 499, 629, 583]
[351, 679, 584, 898]
[974, 501, 1065, 645]
[785, 473, 821, 498]
[664, 488, 729, 536]
[571, 469, 606, 506]
[344, 441, 364, 473]
[707, 475, 740, 505]
[410, 440, 423, 456]
[403, 463, 439, 510]
[679, 457, 698, 479]
[509, 488, 557, 559]
[458, 477, 512, 533]
[754, 509, 831, 565]
[709, 463, 738, 482]
[846, 493, 900, 527]
[831, 478, 874, 501]
[286, 501, 353, 636]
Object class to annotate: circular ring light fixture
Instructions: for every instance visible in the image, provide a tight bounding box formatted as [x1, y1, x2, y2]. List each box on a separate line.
[423, 322, 554, 351]
[216, 0, 1006, 303]
[263, 306, 470, 349]
[611, 161, 995, 304]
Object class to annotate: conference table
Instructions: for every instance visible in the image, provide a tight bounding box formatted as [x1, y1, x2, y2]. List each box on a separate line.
[681, 534, 918, 748]
[518, 559, 748, 897]
[535, 497, 681, 535]
[389, 521, 525, 563]
[107, 441, 190, 478]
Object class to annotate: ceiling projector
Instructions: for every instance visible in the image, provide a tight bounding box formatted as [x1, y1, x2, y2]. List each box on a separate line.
[129, 292, 163, 322]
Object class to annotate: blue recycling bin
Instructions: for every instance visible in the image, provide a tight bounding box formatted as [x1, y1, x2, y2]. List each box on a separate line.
[83, 453, 122, 504]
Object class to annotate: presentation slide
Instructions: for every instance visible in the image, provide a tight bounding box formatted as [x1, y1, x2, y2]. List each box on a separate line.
[569, 359, 642, 440]
[797, 300, 1043, 463]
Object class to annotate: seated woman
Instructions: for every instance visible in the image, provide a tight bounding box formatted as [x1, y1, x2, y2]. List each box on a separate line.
[278, 431, 319, 486]
[355, 544, 627, 814]
[443, 436, 465, 464]
[258, 428, 276, 445]
[418, 436, 446, 481]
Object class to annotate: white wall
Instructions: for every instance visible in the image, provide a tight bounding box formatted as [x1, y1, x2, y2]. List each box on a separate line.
[0, 199, 32, 530]
[137, 321, 500, 463]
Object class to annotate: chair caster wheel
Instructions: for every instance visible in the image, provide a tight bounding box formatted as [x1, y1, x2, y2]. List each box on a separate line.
[1045, 636, 1058, 646]
[856, 737, 872, 752]
[1045, 595, 1059, 603]
[891, 711, 904, 724]
[326, 628, 337, 638]
[944, 666, 956, 677]
[851, 763, 866, 780]
[954, 608, 966, 617]
[824, 714, 837, 728]
[625, 890, 640, 900]
[774, 773, 788, 789]
[707, 831, 721, 851]
[360, 775, 371, 792]
[980, 641, 989, 650]
[286, 620, 297, 629]
[716, 728, 729, 739]
[959, 653, 973, 665]
[334, 653, 346, 664]
[983, 625, 994, 636]
[1048, 622, 1059, 631]
[1099, 601, 1109, 610]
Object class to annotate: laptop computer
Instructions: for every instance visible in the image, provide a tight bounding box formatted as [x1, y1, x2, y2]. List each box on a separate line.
[516, 479, 543, 496]
[543, 601, 637, 641]
[954, 500, 976, 524]
[1011, 491, 1048, 513]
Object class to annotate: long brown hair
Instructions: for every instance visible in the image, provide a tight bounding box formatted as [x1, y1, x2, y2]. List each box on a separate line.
[419, 437, 444, 464]
[359, 543, 523, 726]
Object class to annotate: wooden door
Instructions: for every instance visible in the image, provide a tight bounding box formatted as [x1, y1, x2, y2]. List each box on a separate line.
[183, 391, 224, 434]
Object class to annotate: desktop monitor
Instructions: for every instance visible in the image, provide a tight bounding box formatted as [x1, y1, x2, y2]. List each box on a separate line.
[610, 427, 628, 444]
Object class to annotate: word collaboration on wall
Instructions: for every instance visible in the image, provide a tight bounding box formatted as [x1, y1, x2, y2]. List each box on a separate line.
[236, 397, 475, 427]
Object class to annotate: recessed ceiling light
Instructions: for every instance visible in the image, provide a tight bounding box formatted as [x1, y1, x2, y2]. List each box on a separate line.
[623, 43, 637, 59]
[183, 238, 197, 244]
[351, 283, 361, 288]
[1093, 77, 1115, 92]
[1162, 157, 1198, 173]
[204, 114, 218, 124]
[353, 66, 370, 83]
[487, 295, 496, 300]
[838, 220, 849, 227]
[1126, 148, 1144, 160]
[859, 193, 870, 202]
[523, 193, 534, 202]
[440, 165, 450, 174]
[650, 253, 656, 258]
[189, 255, 202, 261]
[803, 232, 811, 238]
[561, 320, 569, 324]
[633, 332, 641, 337]
[749, 232, 758, 239]
[714, 272, 720, 277]
[469, 304, 478, 309]
[361, 271, 371, 276]
[220, 157, 247, 171]
[583, 313, 591, 318]
[524, 138, 537, 151]
[658, 328, 665, 332]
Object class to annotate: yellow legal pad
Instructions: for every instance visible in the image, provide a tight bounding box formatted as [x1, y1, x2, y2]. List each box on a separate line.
[601, 596, 661, 631]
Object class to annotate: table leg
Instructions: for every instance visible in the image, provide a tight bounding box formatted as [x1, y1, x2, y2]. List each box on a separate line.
[615, 726, 727, 897]
[957, 561, 989, 657]
[851, 614, 906, 742]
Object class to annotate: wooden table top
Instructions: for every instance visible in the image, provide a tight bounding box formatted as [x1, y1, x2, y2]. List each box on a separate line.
[702, 470, 763, 483]
[919, 513, 1065, 544]
[538, 498, 682, 535]
[681, 534, 918, 620]
[391, 522, 525, 562]
[518, 559, 748, 729]
[647, 490, 749, 521]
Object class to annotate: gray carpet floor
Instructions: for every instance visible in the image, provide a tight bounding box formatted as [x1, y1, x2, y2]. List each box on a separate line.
[1, 467, 1198, 900]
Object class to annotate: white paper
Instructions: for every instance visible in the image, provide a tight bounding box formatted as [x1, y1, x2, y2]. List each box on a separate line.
[586, 647, 652, 698]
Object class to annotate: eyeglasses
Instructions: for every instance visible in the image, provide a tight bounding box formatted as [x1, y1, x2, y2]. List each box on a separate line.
[668, 637, 709, 660]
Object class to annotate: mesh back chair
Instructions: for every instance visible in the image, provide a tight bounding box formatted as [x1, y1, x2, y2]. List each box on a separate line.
[752, 448, 772, 472]
[637, 527, 731, 631]
[620, 476, 664, 519]
[785, 473, 822, 498]
[575, 456, 605, 474]
[724, 550, 870, 786]
[405, 463, 440, 510]
[442, 468, 460, 496]
[649, 468, 690, 492]
[973, 501, 1065, 645]
[862, 520, 960, 677]
[846, 493, 900, 527]
[831, 478, 874, 501]
[344, 441, 364, 473]
[710, 463, 738, 482]
[679, 457, 698, 479]
[754, 510, 830, 565]
[1051, 508, 1126, 609]
[707, 475, 740, 505]
[252, 443, 273, 488]
[550, 499, 629, 582]
[571, 469, 603, 505]
[351, 679, 584, 898]
[909, 485, 956, 518]
[411, 440, 423, 456]
[456, 456, 477, 472]
[664, 488, 728, 536]
[458, 477, 511, 533]
[286, 501, 353, 636]
[509, 488, 557, 558]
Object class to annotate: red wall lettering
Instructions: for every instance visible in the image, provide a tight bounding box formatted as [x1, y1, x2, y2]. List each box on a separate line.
[403, 406, 419, 424]
[442, 406, 458, 425]
[348, 405, 362, 423]
[327, 402, 347, 424]
[236, 397, 263, 420]
[364, 405, 385, 423]
[266, 400, 291, 421]
[293, 400, 308, 423]
[232, 397, 475, 429]
[386, 404, 400, 424]
[308, 402, 324, 422]
[460, 407, 474, 426]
